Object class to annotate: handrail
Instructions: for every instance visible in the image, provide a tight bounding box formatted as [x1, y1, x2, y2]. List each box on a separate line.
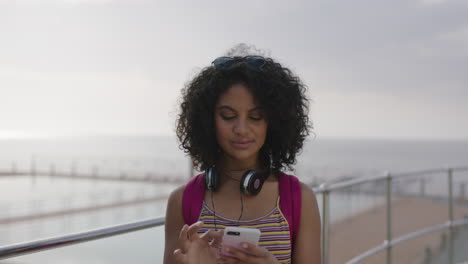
[313, 172, 388, 193]
[0, 217, 165, 260]
[314, 166, 468, 194]
[1, 166, 467, 263]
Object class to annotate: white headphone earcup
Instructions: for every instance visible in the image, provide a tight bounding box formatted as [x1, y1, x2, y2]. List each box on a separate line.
[241, 170, 264, 195]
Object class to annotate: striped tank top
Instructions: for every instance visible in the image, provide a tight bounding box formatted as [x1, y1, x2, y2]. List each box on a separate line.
[197, 198, 292, 264]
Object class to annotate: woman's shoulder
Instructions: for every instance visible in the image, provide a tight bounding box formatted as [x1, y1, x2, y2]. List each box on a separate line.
[167, 173, 206, 211]
[168, 173, 205, 200]
[167, 184, 185, 208]
[300, 182, 318, 204]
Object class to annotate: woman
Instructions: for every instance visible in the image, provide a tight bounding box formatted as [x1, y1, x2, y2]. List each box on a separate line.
[164, 47, 321, 264]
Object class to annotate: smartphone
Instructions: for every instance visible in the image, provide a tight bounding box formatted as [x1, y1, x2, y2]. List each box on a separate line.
[221, 226, 261, 257]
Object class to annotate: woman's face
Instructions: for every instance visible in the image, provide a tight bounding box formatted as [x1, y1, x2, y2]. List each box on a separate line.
[214, 83, 268, 169]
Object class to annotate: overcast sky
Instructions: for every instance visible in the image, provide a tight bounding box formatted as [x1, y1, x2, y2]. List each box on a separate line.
[1, 0, 467, 140]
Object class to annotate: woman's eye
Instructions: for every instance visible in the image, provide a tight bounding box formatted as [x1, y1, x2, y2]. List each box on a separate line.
[221, 115, 236, 120]
[249, 116, 263, 121]
[250, 112, 264, 120]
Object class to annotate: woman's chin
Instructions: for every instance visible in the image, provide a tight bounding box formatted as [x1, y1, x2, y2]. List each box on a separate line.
[224, 151, 258, 166]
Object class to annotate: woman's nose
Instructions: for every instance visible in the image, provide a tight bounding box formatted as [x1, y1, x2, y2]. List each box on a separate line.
[233, 118, 248, 135]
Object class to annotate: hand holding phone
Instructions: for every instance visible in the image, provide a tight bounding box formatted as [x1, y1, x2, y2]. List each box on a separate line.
[221, 226, 261, 257]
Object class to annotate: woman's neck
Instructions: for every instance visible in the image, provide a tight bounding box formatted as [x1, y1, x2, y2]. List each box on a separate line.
[219, 152, 262, 168]
[217, 156, 263, 181]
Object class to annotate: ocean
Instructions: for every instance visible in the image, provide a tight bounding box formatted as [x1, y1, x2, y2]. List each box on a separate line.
[0, 136, 467, 263]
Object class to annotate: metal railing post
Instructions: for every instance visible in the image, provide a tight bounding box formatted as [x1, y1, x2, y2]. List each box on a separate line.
[460, 182, 466, 200]
[448, 168, 454, 264]
[321, 186, 330, 264]
[420, 178, 426, 197]
[386, 171, 392, 264]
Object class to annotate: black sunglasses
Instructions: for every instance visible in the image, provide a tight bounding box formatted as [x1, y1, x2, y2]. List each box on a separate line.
[211, 56, 266, 71]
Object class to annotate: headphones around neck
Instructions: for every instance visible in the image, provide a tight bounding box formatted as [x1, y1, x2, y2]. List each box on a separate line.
[205, 167, 269, 195]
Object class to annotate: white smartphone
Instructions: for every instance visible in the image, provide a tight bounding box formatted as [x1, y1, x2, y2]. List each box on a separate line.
[221, 226, 261, 256]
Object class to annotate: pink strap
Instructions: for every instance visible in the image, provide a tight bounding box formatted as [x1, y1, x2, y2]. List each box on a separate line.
[279, 172, 302, 246]
[182, 174, 206, 225]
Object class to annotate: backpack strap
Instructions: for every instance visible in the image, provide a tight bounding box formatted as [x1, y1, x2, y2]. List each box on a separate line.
[279, 172, 302, 246]
[182, 171, 302, 246]
[182, 173, 206, 225]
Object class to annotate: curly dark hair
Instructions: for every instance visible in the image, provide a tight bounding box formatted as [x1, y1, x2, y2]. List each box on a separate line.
[176, 49, 311, 175]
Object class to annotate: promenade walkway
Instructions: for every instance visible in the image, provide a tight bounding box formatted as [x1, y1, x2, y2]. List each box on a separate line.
[329, 196, 468, 264]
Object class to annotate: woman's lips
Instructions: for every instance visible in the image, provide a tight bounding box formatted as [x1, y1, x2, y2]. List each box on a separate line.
[231, 140, 253, 149]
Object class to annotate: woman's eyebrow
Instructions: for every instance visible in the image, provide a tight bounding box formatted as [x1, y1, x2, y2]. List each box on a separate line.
[216, 105, 236, 111]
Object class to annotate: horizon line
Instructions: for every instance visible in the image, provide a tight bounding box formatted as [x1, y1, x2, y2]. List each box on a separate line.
[0, 132, 467, 142]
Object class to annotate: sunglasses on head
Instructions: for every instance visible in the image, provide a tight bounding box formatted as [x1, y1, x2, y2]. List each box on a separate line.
[211, 56, 266, 71]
